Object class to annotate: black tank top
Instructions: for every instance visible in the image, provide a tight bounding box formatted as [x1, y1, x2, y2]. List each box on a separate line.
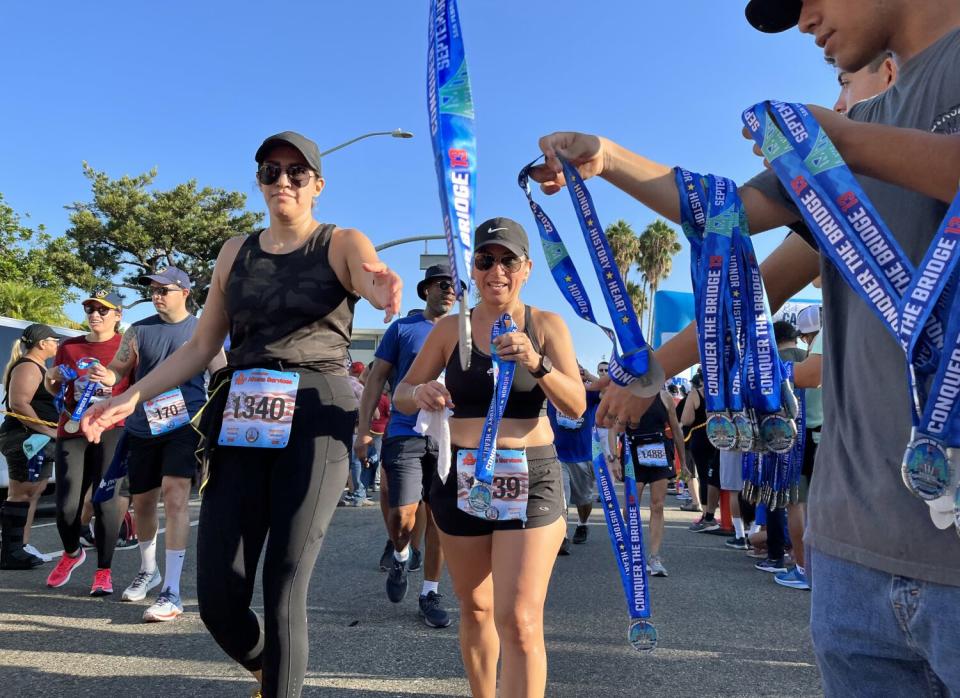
[626, 393, 669, 444]
[445, 305, 547, 419]
[225, 225, 357, 373]
[3, 357, 58, 428]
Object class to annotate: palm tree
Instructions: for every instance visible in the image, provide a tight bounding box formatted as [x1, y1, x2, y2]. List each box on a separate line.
[637, 219, 682, 333]
[604, 219, 641, 280]
[0, 281, 80, 327]
[626, 280, 648, 329]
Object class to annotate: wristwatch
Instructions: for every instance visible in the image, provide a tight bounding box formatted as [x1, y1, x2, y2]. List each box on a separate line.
[531, 354, 553, 378]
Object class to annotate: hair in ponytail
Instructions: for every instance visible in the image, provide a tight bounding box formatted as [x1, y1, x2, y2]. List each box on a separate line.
[2, 338, 27, 392]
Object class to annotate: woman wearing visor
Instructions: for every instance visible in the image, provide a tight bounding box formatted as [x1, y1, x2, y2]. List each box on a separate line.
[81, 131, 401, 698]
[394, 217, 584, 698]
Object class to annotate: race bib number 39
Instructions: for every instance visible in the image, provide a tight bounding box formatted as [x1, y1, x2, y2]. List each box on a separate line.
[145, 388, 190, 436]
[456, 448, 529, 523]
[218, 369, 299, 449]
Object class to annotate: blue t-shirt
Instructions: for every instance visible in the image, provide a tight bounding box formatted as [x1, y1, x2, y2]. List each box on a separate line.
[124, 314, 206, 438]
[547, 391, 601, 463]
[375, 313, 438, 439]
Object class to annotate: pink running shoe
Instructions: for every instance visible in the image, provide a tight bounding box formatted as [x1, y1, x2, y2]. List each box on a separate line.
[90, 568, 113, 597]
[46, 549, 86, 588]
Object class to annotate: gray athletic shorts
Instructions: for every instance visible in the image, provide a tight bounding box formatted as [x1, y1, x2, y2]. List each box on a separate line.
[560, 460, 596, 507]
[381, 435, 437, 508]
[719, 449, 744, 491]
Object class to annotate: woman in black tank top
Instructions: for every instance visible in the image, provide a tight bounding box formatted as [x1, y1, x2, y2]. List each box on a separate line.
[80, 131, 401, 698]
[1, 324, 60, 570]
[393, 217, 585, 698]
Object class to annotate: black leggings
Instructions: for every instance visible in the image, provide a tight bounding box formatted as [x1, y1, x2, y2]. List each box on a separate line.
[55, 429, 125, 568]
[196, 372, 355, 698]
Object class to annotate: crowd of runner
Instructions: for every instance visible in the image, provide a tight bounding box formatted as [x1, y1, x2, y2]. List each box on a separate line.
[2, 0, 960, 696]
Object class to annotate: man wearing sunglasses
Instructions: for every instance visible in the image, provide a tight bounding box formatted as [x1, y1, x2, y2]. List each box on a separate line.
[356, 264, 462, 628]
[87, 267, 224, 622]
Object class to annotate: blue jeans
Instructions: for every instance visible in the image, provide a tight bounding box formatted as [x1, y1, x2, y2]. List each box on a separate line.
[810, 548, 960, 696]
[349, 435, 381, 498]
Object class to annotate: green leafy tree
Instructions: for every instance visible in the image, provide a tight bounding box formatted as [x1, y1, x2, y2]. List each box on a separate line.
[637, 219, 682, 333]
[65, 163, 264, 308]
[0, 281, 82, 328]
[0, 193, 94, 304]
[626, 280, 648, 323]
[604, 219, 641, 280]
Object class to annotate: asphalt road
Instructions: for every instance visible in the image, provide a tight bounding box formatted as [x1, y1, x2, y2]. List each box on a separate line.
[0, 490, 820, 696]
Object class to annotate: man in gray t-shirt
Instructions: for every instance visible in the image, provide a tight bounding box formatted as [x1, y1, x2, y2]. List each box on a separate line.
[530, 2, 960, 692]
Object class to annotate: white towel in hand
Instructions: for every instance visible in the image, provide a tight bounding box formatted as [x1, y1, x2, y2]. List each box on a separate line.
[415, 408, 453, 483]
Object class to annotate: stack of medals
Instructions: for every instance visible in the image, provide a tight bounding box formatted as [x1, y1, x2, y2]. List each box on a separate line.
[743, 100, 960, 535]
[427, 0, 477, 370]
[675, 168, 801, 508]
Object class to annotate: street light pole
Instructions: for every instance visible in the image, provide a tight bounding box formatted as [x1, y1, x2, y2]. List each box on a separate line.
[320, 128, 414, 157]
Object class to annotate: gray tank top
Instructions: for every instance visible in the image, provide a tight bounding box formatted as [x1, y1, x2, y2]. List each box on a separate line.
[225, 225, 357, 373]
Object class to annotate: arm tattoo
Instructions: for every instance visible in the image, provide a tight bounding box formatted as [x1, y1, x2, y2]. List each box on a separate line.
[113, 329, 137, 375]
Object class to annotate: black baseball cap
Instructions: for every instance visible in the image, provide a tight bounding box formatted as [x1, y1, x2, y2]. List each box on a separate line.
[21, 323, 64, 346]
[474, 217, 529, 258]
[416, 263, 465, 300]
[255, 131, 322, 176]
[139, 265, 192, 290]
[745, 0, 801, 33]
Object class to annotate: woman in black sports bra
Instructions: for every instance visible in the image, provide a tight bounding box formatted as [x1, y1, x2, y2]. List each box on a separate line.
[395, 217, 584, 698]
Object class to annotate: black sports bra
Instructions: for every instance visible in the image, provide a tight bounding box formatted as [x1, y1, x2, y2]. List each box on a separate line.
[444, 305, 547, 420]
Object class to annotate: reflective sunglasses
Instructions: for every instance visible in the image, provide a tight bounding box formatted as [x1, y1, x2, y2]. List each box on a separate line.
[83, 305, 113, 316]
[256, 163, 316, 188]
[473, 253, 524, 273]
[433, 280, 456, 292]
[150, 286, 181, 297]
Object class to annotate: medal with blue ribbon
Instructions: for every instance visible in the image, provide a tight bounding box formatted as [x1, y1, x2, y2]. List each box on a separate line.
[469, 314, 518, 505]
[54, 365, 78, 415]
[591, 430, 656, 651]
[428, 0, 477, 370]
[64, 357, 100, 434]
[742, 100, 960, 510]
[517, 159, 664, 398]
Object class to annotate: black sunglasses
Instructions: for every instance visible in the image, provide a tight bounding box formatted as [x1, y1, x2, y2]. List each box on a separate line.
[150, 287, 181, 297]
[83, 305, 113, 316]
[256, 163, 317, 188]
[432, 280, 456, 292]
[473, 253, 524, 273]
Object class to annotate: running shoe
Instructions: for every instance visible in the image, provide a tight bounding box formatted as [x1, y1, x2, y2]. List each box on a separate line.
[122, 569, 162, 602]
[143, 587, 183, 622]
[679, 501, 702, 513]
[22, 544, 52, 563]
[774, 567, 811, 590]
[115, 511, 138, 549]
[79, 524, 96, 549]
[46, 549, 86, 588]
[754, 558, 788, 574]
[90, 568, 114, 596]
[724, 536, 750, 550]
[418, 591, 452, 628]
[746, 547, 768, 559]
[557, 537, 571, 556]
[648, 555, 668, 577]
[688, 517, 719, 533]
[409, 547, 423, 572]
[349, 496, 374, 507]
[379, 539, 395, 572]
[386, 558, 408, 603]
[572, 525, 589, 544]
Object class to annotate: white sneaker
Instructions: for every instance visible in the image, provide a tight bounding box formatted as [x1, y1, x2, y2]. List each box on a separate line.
[143, 588, 183, 622]
[122, 569, 162, 602]
[649, 555, 668, 577]
[22, 544, 52, 562]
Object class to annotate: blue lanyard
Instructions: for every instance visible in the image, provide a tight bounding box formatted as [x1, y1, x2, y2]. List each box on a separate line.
[69, 358, 100, 423]
[518, 160, 661, 394]
[591, 429, 654, 647]
[92, 432, 129, 503]
[428, 0, 476, 369]
[473, 314, 517, 485]
[55, 365, 78, 414]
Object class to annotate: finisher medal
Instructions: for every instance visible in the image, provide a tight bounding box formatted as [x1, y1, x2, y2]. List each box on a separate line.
[706, 413, 738, 450]
[901, 433, 952, 501]
[627, 619, 658, 653]
[759, 414, 797, 454]
[732, 412, 756, 452]
[468, 482, 492, 511]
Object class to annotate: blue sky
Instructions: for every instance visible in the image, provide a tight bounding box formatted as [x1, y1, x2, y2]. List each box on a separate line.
[0, 1, 833, 371]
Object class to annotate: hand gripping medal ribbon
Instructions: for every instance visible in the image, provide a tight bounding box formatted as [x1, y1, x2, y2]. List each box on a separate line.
[64, 357, 101, 434]
[517, 159, 664, 398]
[428, 0, 477, 370]
[590, 430, 656, 652]
[742, 100, 960, 508]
